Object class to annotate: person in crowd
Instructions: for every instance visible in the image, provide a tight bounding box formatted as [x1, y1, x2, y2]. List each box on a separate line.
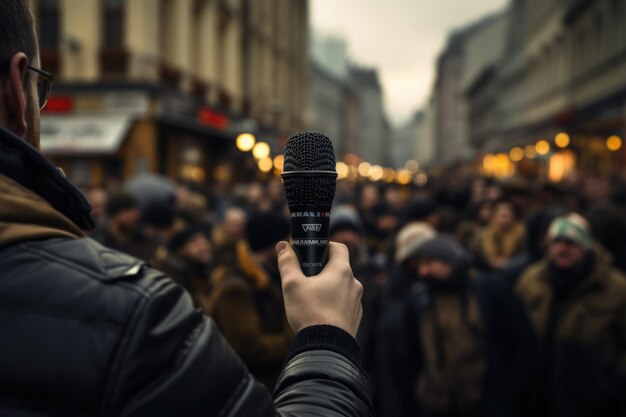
[212, 205, 247, 267]
[456, 200, 493, 251]
[474, 199, 525, 271]
[90, 191, 159, 262]
[405, 194, 440, 230]
[142, 200, 183, 245]
[515, 213, 626, 417]
[155, 226, 214, 313]
[369, 202, 400, 261]
[498, 206, 565, 287]
[330, 205, 382, 375]
[207, 211, 294, 389]
[0, 2, 372, 414]
[586, 202, 626, 274]
[85, 187, 107, 226]
[405, 235, 535, 417]
[374, 222, 436, 417]
[358, 183, 382, 248]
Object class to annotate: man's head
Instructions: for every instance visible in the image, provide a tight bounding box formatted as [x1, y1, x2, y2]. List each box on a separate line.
[490, 199, 519, 232]
[547, 213, 592, 270]
[330, 205, 363, 261]
[245, 211, 290, 262]
[222, 206, 247, 242]
[416, 235, 471, 283]
[168, 227, 213, 266]
[0, 0, 41, 148]
[105, 191, 141, 238]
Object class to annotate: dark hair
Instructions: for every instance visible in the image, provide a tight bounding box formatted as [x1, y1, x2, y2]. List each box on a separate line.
[0, 0, 37, 78]
[493, 198, 521, 219]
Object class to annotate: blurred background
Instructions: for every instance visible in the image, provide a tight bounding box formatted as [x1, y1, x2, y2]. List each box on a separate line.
[31, 0, 626, 188]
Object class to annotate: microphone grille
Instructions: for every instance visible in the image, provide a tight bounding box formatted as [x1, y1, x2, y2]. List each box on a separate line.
[282, 132, 336, 206]
[283, 132, 336, 172]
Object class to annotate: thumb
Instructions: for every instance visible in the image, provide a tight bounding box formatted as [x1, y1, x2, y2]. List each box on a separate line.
[276, 241, 302, 279]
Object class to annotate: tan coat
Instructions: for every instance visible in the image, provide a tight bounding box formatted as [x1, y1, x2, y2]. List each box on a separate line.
[207, 241, 293, 389]
[515, 249, 626, 415]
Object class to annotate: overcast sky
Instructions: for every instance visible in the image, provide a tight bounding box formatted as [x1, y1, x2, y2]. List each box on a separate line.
[311, 0, 508, 126]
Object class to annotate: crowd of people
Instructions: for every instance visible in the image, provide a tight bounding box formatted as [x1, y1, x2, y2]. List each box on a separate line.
[86, 172, 626, 417]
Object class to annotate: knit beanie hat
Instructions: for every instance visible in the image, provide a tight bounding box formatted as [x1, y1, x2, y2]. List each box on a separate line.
[246, 211, 291, 252]
[417, 234, 471, 270]
[330, 205, 363, 235]
[548, 213, 592, 250]
[395, 222, 436, 263]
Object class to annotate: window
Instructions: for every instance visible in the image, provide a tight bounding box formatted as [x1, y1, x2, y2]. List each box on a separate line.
[102, 0, 124, 48]
[38, 0, 60, 52]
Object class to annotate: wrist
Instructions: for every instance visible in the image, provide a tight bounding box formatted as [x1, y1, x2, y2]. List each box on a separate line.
[287, 324, 362, 369]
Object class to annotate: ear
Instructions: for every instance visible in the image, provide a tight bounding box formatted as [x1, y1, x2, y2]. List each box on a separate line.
[2, 52, 30, 136]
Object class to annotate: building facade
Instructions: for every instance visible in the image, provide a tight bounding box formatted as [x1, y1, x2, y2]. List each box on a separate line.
[469, 0, 626, 179]
[29, 0, 309, 187]
[350, 66, 390, 166]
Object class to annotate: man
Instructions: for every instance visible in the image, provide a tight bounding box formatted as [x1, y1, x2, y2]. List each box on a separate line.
[0, 1, 372, 415]
[405, 235, 534, 417]
[155, 226, 215, 313]
[90, 191, 159, 262]
[207, 211, 293, 389]
[516, 213, 626, 417]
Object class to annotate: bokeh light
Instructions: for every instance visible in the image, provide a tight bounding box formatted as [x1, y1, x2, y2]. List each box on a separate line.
[236, 133, 256, 152]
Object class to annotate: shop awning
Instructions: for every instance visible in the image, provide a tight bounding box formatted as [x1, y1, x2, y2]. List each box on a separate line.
[41, 114, 132, 156]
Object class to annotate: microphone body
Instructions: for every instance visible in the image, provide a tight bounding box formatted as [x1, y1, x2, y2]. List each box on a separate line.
[281, 133, 337, 277]
[288, 204, 331, 276]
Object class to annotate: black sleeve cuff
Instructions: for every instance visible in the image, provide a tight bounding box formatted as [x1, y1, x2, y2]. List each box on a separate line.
[287, 325, 362, 368]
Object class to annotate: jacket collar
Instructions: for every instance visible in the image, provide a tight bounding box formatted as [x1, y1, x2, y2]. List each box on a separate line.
[532, 245, 613, 296]
[0, 126, 94, 231]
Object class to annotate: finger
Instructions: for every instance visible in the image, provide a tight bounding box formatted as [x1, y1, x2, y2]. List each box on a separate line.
[326, 242, 349, 266]
[276, 241, 302, 279]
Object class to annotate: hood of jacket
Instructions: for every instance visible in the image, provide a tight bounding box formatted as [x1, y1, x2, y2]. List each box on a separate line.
[0, 174, 85, 247]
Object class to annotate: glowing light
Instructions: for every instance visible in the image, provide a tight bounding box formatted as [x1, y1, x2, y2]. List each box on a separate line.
[525, 145, 537, 159]
[536, 140, 550, 155]
[396, 169, 412, 185]
[258, 156, 273, 172]
[336, 162, 349, 179]
[404, 160, 420, 173]
[368, 165, 384, 181]
[236, 133, 256, 152]
[549, 150, 576, 182]
[252, 142, 270, 159]
[358, 162, 371, 177]
[415, 172, 428, 187]
[191, 167, 205, 182]
[555, 132, 570, 148]
[607, 135, 622, 151]
[509, 147, 524, 162]
[383, 168, 396, 182]
[347, 165, 358, 181]
[273, 154, 284, 170]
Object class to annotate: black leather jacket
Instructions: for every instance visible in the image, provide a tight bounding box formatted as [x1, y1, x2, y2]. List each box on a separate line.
[0, 126, 373, 416]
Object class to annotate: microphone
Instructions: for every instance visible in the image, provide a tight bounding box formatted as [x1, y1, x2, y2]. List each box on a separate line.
[281, 132, 337, 276]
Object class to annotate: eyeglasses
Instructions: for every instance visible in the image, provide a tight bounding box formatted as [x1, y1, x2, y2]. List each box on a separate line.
[0, 62, 55, 110]
[28, 66, 54, 110]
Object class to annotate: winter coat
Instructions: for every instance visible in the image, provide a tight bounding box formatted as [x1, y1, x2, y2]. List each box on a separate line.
[404, 275, 535, 417]
[515, 248, 626, 417]
[0, 126, 373, 416]
[207, 240, 293, 389]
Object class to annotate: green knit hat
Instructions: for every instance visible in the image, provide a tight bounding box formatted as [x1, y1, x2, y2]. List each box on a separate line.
[548, 213, 592, 250]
